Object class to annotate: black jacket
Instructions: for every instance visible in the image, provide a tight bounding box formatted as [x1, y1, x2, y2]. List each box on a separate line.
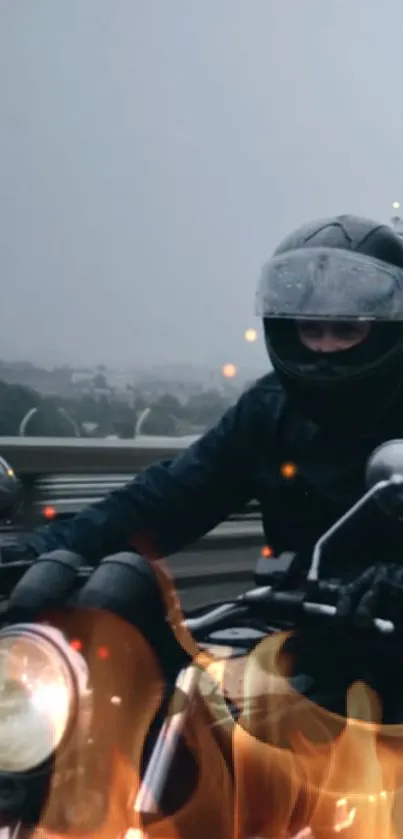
[24, 373, 403, 578]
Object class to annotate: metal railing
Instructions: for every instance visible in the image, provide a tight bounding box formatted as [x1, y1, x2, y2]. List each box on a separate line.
[0, 435, 191, 475]
[32, 473, 263, 545]
[0, 438, 265, 586]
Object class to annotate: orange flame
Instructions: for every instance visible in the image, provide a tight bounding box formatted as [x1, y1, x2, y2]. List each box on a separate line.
[26, 565, 403, 839]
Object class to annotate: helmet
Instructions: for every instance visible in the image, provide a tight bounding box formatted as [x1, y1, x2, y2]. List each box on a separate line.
[256, 215, 403, 436]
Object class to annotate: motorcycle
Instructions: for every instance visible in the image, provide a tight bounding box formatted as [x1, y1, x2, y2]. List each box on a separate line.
[0, 440, 403, 839]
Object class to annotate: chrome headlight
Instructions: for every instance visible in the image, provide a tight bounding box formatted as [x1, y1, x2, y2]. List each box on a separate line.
[0, 624, 90, 774]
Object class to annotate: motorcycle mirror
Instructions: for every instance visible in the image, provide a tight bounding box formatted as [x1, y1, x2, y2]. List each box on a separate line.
[307, 440, 403, 583]
[366, 439, 403, 517]
[0, 456, 20, 519]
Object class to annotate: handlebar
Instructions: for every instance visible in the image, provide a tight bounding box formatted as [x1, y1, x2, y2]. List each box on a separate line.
[302, 599, 394, 634]
[186, 583, 395, 639]
[0, 554, 397, 642]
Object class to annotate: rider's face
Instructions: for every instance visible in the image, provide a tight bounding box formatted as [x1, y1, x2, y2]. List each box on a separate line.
[296, 320, 371, 353]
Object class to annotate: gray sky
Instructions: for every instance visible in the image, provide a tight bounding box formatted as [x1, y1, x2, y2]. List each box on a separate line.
[0, 0, 402, 370]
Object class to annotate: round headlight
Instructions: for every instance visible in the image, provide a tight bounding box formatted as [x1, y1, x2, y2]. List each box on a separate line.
[0, 625, 82, 773]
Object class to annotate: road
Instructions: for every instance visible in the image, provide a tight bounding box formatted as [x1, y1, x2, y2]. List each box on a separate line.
[164, 543, 259, 610]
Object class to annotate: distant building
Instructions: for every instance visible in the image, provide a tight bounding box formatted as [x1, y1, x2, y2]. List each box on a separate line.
[0, 361, 74, 396]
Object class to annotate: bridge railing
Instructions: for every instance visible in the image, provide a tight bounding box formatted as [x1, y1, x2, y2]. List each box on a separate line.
[0, 437, 264, 589]
[0, 435, 192, 475]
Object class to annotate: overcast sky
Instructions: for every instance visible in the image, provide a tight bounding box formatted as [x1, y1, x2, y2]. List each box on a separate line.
[0, 0, 402, 370]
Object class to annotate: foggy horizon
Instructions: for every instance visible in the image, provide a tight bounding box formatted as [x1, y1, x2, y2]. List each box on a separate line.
[1, 1, 402, 370]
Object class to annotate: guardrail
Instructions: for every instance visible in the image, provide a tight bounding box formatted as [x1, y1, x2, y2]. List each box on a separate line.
[0, 435, 190, 475]
[0, 438, 265, 575]
[32, 473, 263, 546]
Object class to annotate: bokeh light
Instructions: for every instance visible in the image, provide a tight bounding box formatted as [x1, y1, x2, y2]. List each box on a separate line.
[244, 328, 258, 343]
[221, 363, 237, 379]
[280, 461, 297, 479]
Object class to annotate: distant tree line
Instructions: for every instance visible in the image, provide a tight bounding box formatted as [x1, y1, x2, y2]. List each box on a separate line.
[0, 378, 240, 438]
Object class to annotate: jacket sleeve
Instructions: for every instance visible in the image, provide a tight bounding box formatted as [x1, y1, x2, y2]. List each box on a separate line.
[25, 390, 262, 564]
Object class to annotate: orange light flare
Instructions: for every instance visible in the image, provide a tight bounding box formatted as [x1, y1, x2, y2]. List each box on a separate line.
[281, 461, 298, 480]
[43, 505, 57, 520]
[30, 565, 403, 839]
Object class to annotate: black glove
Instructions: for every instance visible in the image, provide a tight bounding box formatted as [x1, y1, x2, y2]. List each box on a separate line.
[336, 563, 403, 628]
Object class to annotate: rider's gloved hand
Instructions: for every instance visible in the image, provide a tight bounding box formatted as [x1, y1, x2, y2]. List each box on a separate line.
[336, 564, 403, 627]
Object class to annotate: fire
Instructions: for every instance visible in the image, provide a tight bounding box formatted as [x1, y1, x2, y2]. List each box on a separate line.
[28, 569, 403, 839]
[228, 632, 403, 839]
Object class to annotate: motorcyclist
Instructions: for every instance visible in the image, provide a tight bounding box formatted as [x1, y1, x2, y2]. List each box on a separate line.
[5, 213, 403, 626]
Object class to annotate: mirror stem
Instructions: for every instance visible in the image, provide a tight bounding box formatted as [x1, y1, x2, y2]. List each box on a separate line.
[307, 478, 401, 582]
